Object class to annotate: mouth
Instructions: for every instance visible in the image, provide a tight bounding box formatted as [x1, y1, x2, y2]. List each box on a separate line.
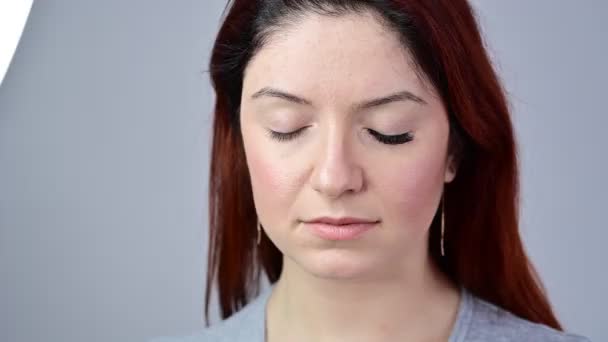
[302, 220, 379, 241]
[303, 216, 379, 225]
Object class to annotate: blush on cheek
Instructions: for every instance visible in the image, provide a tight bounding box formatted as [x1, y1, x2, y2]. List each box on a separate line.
[248, 151, 273, 193]
[395, 169, 436, 208]
[383, 158, 445, 231]
[247, 149, 293, 208]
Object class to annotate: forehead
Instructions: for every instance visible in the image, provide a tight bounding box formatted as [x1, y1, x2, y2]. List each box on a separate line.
[243, 11, 431, 104]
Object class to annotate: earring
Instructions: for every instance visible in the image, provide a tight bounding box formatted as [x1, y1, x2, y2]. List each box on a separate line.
[440, 192, 446, 257]
[256, 219, 261, 246]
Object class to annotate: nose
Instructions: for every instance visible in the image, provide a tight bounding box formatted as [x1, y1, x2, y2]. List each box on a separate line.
[310, 127, 364, 198]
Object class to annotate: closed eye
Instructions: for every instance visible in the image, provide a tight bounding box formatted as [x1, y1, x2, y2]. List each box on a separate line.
[266, 127, 414, 145]
[266, 126, 309, 142]
[366, 129, 414, 145]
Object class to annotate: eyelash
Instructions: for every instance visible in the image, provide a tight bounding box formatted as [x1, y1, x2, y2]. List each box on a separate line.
[267, 127, 414, 145]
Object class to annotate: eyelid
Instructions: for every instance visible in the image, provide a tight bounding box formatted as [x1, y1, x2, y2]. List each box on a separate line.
[266, 126, 309, 141]
[266, 126, 414, 145]
[366, 129, 414, 145]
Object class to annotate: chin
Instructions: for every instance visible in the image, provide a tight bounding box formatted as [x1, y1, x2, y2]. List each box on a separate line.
[295, 248, 383, 281]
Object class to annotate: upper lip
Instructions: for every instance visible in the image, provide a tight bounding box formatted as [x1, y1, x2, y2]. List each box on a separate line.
[304, 216, 379, 225]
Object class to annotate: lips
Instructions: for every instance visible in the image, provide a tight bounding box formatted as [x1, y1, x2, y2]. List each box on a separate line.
[303, 217, 379, 240]
[304, 216, 379, 225]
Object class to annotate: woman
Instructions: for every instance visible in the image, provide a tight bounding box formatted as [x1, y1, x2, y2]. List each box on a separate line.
[151, 0, 591, 341]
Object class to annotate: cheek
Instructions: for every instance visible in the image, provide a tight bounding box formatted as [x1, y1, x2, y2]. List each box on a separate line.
[379, 151, 446, 230]
[245, 144, 300, 219]
[248, 151, 280, 204]
[380, 115, 450, 229]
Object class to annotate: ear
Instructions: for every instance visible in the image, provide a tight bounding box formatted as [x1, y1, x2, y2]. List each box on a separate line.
[444, 154, 458, 183]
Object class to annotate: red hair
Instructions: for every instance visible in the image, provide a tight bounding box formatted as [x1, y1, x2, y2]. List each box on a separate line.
[204, 0, 563, 330]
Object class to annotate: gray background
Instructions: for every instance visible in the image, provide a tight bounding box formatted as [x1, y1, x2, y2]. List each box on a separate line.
[0, 1, 605, 341]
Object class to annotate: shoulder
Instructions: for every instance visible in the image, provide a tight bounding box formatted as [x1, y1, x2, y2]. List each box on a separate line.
[465, 292, 592, 342]
[146, 318, 251, 342]
[146, 314, 257, 342]
[146, 288, 270, 342]
[145, 325, 223, 342]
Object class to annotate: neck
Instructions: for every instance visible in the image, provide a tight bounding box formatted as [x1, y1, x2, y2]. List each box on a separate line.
[266, 251, 461, 342]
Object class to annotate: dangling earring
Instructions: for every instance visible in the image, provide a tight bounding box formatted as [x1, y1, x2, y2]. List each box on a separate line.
[256, 219, 262, 246]
[440, 192, 446, 257]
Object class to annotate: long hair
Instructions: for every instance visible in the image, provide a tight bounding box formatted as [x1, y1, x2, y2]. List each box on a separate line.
[205, 0, 563, 330]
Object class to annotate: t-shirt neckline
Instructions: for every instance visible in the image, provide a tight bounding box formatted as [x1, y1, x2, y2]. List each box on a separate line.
[251, 283, 474, 342]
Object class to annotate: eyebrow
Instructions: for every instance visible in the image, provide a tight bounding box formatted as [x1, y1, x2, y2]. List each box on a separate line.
[250, 87, 427, 110]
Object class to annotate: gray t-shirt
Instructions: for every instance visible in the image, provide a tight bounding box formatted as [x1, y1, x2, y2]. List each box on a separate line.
[149, 284, 591, 341]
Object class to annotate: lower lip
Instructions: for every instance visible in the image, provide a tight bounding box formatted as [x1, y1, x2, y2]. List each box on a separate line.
[304, 222, 378, 240]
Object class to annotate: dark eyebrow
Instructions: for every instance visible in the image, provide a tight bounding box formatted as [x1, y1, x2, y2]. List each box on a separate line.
[250, 87, 426, 109]
[251, 87, 313, 106]
[354, 90, 427, 110]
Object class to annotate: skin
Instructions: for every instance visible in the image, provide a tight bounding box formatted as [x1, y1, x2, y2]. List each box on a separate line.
[240, 10, 460, 342]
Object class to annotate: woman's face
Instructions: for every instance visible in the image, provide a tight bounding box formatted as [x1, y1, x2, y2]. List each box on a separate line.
[240, 11, 456, 281]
